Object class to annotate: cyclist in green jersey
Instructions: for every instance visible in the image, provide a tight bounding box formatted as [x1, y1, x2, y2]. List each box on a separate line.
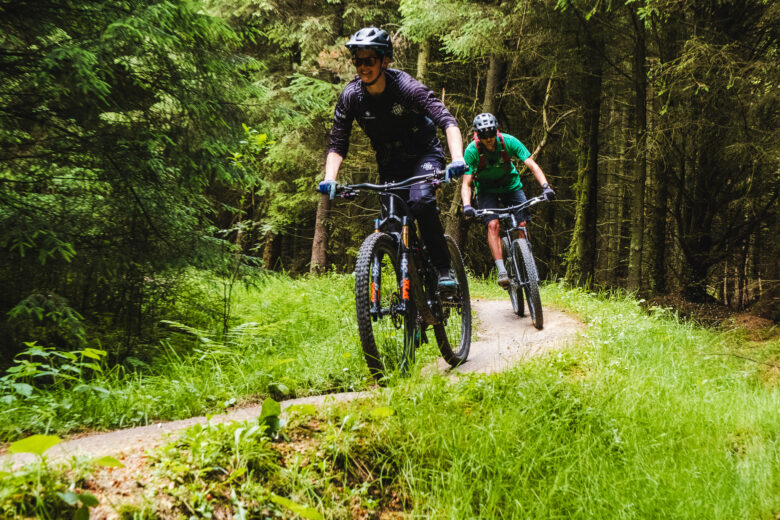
[461, 113, 555, 287]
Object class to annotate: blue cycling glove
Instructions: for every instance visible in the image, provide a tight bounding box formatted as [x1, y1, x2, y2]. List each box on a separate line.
[445, 160, 467, 182]
[463, 204, 476, 217]
[317, 179, 337, 200]
[541, 183, 556, 201]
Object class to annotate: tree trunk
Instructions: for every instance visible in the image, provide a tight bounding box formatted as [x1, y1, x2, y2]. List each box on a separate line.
[416, 39, 430, 83]
[263, 232, 282, 271]
[443, 181, 465, 248]
[648, 159, 668, 294]
[482, 55, 505, 115]
[647, 17, 682, 295]
[604, 95, 626, 287]
[647, 85, 668, 294]
[565, 51, 603, 285]
[627, 11, 647, 292]
[738, 240, 749, 309]
[309, 194, 330, 273]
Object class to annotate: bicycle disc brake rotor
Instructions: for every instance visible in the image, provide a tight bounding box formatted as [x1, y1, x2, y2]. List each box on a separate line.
[389, 292, 403, 329]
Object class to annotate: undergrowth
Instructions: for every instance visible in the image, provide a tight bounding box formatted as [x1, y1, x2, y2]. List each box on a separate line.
[3, 280, 778, 518]
[0, 272, 372, 441]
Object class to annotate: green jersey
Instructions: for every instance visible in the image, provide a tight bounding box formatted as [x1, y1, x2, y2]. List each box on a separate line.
[464, 133, 531, 194]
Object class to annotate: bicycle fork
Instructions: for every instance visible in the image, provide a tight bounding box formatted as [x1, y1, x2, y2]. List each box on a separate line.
[369, 217, 412, 320]
[399, 217, 425, 344]
[399, 216, 412, 310]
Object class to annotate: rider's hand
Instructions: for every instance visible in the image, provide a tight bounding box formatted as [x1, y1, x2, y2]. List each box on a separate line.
[463, 204, 476, 218]
[542, 183, 556, 201]
[445, 159, 467, 182]
[317, 179, 337, 200]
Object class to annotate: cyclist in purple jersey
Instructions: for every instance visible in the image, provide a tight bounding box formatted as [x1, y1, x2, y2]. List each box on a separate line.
[318, 27, 467, 291]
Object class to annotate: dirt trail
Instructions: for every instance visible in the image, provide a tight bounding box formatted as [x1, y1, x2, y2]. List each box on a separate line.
[4, 299, 584, 467]
[431, 298, 584, 375]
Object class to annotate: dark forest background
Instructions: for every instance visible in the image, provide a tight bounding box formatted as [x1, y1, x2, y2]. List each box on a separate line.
[1, 0, 777, 363]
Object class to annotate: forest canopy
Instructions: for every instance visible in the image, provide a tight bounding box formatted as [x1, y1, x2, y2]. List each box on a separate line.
[0, 0, 777, 362]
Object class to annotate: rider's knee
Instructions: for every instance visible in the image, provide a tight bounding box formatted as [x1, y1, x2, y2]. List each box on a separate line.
[487, 219, 500, 233]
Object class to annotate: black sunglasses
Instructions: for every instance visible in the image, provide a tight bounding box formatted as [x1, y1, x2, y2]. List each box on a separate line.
[477, 130, 497, 139]
[352, 56, 379, 67]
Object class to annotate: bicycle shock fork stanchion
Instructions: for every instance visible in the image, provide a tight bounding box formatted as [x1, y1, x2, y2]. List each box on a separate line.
[370, 219, 382, 317]
[399, 216, 411, 312]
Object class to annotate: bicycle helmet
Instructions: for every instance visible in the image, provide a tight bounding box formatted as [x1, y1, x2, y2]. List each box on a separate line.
[345, 27, 393, 59]
[473, 113, 499, 135]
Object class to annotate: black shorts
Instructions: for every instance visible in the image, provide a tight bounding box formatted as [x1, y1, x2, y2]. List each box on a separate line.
[379, 151, 445, 218]
[476, 189, 530, 225]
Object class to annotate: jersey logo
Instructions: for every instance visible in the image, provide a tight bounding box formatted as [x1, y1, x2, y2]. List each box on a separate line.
[363, 110, 375, 120]
[392, 103, 404, 116]
[422, 162, 434, 171]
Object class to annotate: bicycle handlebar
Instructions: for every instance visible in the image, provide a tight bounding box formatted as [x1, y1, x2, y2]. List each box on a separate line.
[472, 196, 546, 217]
[333, 169, 449, 198]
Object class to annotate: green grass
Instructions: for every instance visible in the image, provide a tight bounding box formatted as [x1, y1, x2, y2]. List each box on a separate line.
[347, 283, 780, 518]
[0, 272, 502, 441]
[4, 278, 778, 518]
[0, 451, 96, 519]
[0, 272, 374, 440]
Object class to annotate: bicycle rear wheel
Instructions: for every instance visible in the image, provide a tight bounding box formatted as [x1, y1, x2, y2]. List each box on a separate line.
[502, 237, 524, 317]
[512, 238, 543, 329]
[355, 233, 419, 380]
[434, 236, 471, 366]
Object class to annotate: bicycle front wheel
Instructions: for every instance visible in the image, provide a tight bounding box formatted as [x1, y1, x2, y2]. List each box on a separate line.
[502, 237, 524, 317]
[354, 232, 419, 380]
[512, 238, 543, 329]
[434, 236, 471, 366]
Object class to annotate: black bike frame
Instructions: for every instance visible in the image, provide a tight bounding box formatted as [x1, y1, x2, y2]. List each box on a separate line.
[474, 196, 545, 286]
[337, 171, 447, 324]
[476, 196, 543, 237]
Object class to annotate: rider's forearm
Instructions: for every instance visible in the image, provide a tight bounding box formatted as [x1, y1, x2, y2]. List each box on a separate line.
[324, 152, 343, 181]
[461, 179, 472, 207]
[524, 157, 549, 187]
[445, 126, 464, 161]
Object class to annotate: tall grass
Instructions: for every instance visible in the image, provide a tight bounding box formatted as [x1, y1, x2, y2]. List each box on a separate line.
[350, 283, 780, 518]
[0, 272, 376, 440]
[6, 278, 777, 518]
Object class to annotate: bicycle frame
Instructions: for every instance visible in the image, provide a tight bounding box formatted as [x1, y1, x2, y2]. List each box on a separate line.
[476, 195, 543, 236]
[331, 170, 472, 375]
[474, 196, 544, 289]
[337, 171, 447, 326]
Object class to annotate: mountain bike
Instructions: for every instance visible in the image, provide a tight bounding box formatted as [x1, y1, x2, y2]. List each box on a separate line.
[331, 171, 471, 380]
[473, 196, 545, 329]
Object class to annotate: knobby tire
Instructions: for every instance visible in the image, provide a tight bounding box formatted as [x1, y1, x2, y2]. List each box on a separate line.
[433, 236, 471, 366]
[354, 233, 418, 381]
[512, 238, 543, 329]
[503, 237, 524, 317]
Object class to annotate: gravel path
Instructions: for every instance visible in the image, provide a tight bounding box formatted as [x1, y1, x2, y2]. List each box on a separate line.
[3, 299, 584, 467]
[430, 298, 585, 375]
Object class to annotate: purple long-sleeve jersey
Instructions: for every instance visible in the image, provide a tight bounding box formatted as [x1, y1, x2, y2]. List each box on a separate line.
[327, 69, 458, 169]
